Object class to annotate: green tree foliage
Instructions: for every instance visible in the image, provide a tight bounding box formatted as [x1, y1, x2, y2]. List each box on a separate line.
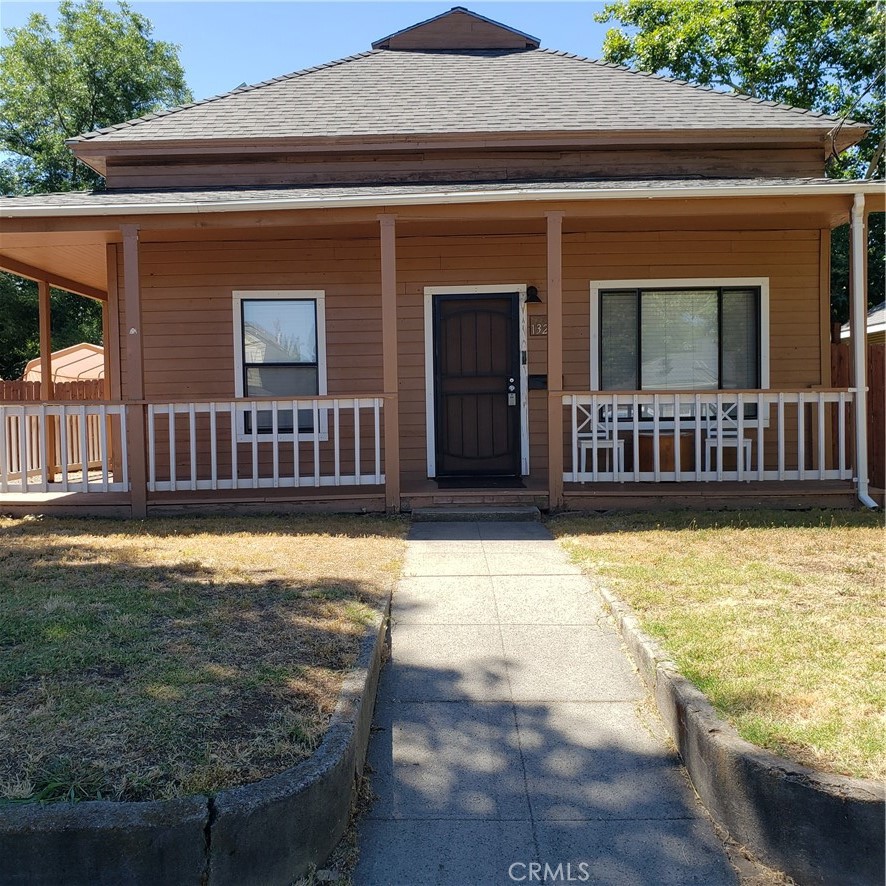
[1, 0, 191, 193]
[0, 280, 104, 380]
[596, 0, 885, 321]
[0, 0, 191, 379]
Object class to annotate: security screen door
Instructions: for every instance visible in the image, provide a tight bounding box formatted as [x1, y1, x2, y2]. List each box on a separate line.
[433, 294, 521, 477]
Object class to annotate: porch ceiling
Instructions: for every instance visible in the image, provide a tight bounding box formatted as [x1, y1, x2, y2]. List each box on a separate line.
[0, 231, 115, 300]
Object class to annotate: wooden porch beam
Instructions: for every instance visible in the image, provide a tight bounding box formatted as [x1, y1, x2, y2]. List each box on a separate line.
[121, 225, 146, 517]
[379, 213, 401, 512]
[546, 211, 565, 511]
[0, 194, 856, 236]
[0, 254, 107, 301]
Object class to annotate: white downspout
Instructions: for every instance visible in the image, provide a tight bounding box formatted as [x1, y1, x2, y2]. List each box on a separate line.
[850, 193, 878, 508]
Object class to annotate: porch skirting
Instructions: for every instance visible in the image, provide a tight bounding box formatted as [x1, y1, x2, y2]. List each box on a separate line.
[0, 479, 857, 518]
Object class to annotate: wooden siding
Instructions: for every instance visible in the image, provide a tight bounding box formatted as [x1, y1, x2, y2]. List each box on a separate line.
[131, 238, 383, 401]
[104, 146, 825, 190]
[115, 225, 826, 488]
[377, 10, 535, 50]
[562, 229, 824, 391]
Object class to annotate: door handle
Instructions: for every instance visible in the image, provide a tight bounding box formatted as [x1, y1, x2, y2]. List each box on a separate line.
[508, 393, 517, 406]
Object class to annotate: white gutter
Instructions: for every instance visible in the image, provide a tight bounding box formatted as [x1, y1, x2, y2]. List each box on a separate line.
[2, 180, 884, 218]
[850, 193, 878, 508]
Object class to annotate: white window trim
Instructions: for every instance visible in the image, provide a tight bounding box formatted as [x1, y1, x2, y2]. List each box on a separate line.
[423, 285, 530, 478]
[589, 277, 770, 391]
[232, 289, 328, 442]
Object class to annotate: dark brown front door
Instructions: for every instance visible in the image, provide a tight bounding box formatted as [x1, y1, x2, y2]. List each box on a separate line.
[433, 293, 521, 477]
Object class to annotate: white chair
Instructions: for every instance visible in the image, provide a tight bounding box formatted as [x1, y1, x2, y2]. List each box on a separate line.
[704, 401, 752, 475]
[577, 403, 624, 480]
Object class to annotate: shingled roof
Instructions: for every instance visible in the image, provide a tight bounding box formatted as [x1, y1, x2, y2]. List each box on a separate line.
[67, 8, 863, 149]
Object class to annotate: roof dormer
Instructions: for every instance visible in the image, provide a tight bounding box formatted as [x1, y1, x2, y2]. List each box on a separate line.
[372, 6, 540, 51]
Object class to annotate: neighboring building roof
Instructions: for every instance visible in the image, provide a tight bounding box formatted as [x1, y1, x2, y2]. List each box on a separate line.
[23, 343, 104, 382]
[841, 302, 886, 339]
[3, 177, 881, 217]
[67, 45, 862, 149]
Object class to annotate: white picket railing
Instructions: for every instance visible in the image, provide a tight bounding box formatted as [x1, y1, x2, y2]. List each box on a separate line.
[0, 403, 128, 493]
[563, 390, 855, 483]
[146, 397, 385, 492]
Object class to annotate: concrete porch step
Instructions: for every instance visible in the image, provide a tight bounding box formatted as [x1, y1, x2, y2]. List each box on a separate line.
[411, 505, 541, 522]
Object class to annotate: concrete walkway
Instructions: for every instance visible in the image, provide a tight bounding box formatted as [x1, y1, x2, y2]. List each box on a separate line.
[355, 522, 737, 886]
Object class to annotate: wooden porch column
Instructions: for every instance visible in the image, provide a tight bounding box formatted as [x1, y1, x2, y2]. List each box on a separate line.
[121, 225, 147, 517]
[546, 211, 565, 510]
[104, 245, 123, 477]
[38, 279, 58, 476]
[38, 280, 52, 400]
[379, 214, 401, 512]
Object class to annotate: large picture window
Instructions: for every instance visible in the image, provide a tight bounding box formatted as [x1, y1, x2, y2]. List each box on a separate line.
[596, 284, 763, 391]
[232, 290, 327, 437]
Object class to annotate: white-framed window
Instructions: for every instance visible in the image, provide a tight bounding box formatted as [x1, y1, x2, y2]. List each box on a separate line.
[232, 290, 327, 441]
[590, 278, 770, 392]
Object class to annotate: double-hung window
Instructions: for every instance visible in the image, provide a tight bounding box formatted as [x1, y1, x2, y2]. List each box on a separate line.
[232, 290, 327, 439]
[593, 280, 768, 392]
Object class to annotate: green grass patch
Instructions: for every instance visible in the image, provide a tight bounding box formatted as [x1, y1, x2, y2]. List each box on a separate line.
[551, 509, 885, 780]
[0, 514, 406, 802]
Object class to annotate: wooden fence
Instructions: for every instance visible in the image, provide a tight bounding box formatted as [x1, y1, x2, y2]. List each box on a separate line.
[0, 379, 105, 402]
[831, 342, 885, 489]
[0, 379, 111, 488]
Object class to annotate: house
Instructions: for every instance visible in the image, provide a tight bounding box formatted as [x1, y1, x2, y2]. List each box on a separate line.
[841, 302, 886, 345]
[0, 6, 882, 515]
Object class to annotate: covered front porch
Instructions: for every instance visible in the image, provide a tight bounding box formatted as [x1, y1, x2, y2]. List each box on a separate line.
[0, 181, 880, 515]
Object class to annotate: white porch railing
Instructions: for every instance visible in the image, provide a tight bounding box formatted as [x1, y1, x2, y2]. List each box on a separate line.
[0, 403, 128, 493]
[146, 396, 385, 492]
[563, 390, 855, 483]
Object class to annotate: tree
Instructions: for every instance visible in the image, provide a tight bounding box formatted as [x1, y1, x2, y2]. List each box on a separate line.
[1, 0, 191, 193]
[0, 280, 103, 380]
[0, 0, 191, 378]
[595, 0, 885, 321]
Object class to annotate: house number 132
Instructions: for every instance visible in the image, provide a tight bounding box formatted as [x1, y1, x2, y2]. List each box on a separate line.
[530, 318, 548, 336]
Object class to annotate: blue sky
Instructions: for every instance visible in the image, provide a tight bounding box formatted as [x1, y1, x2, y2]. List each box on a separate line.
[1, 2, 614, 103]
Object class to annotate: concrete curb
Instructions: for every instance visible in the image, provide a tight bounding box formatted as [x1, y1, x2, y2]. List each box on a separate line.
[0, 797, 209, 886]
[595, 583, 886, 886]
[0, 598, 390, 886]
[208, 599, 389, 884]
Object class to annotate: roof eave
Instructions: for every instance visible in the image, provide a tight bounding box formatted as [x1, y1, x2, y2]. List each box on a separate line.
[66, 125, 868, 157]
[3, 179, 883, 219]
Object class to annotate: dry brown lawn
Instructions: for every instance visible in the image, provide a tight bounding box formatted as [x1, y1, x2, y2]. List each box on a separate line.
[553, 509, 885, 780]
[0, 514, 405, 802]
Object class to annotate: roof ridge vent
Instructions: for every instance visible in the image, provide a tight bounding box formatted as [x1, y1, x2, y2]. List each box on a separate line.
[372, 7, 539, 51]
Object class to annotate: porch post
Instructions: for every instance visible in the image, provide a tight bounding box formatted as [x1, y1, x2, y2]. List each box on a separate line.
[105, 245, 123, 476]
[546, 211, 565, 510]
[38, 280, 52, 400]
[38, 279, 58, 475]
[121, 225, 147, 518]
[379, 214, 401, 512]
[850, 194, 875, 507]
